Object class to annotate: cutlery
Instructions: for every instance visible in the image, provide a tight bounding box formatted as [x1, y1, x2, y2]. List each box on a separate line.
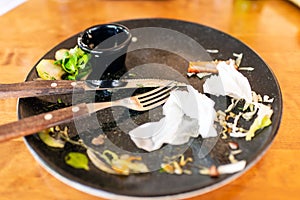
[0, 79, 187, 99]
[0, 83, 177, 142]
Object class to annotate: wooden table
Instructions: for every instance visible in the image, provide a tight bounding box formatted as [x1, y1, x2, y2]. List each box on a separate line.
[0, 0, 299, 199]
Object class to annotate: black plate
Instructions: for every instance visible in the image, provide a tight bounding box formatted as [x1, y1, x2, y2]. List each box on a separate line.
[19, 18, 282, 199]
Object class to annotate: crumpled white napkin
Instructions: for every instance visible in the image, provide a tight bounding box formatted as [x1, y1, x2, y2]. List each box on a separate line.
[129, 85, 217, 152]
[203, 60, 252, 102]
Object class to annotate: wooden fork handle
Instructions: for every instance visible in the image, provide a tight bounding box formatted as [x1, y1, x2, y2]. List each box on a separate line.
[0, 103, 90, 142]
[0, 80, 85, 99]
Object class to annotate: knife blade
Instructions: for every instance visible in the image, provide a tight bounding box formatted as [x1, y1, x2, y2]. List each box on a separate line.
[0, 79, 188, 99]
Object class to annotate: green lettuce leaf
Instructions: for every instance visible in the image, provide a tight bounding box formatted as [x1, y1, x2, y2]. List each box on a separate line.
[245, 103, 273, 141]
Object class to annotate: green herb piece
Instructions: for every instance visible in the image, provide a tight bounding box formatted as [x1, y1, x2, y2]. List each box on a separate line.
[65, 152, 90, 170]
[159, 168, 166, 173]
[136, 83, 144, 88]
[62, 55, 78, 74]
[55, 46, 91, 80]
[128, 73, 136, 77]
[78, 54, 89, 69]
[57, 98, 63, 104]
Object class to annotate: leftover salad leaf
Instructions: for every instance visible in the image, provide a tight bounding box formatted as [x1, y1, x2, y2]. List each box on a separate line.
[38, 128, 65, 148]
[65, 152, 90, 170]
[36, 46, 91, 80]
[54, 46, 91, 80]
[245, 104, 273, 141]
[36, 59, 65, 80]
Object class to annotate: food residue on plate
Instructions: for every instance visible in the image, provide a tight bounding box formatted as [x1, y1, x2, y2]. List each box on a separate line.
[36, 46, 274, 177]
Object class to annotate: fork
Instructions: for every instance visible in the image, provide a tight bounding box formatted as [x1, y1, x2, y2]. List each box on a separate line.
[0, 83, 177, 142]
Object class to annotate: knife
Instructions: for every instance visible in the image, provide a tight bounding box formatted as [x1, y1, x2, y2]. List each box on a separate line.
[0, 79, 188, 99]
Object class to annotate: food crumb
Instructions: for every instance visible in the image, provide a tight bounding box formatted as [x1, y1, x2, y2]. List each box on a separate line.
[91, 134, 106, 145]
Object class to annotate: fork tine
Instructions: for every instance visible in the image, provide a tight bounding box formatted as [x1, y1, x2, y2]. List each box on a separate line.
[135, 81, 174, 98]
[138, 84, 177, 103]
[141, 89, 173, 107]
[141, 96, 169, 110]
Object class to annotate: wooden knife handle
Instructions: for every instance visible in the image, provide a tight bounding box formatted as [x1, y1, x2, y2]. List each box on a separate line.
[0, 80, 85, 99]
[0, 103, 89, 142]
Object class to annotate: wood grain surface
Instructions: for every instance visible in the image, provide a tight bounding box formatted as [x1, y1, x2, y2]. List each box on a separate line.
[0, 0, 299, 199]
